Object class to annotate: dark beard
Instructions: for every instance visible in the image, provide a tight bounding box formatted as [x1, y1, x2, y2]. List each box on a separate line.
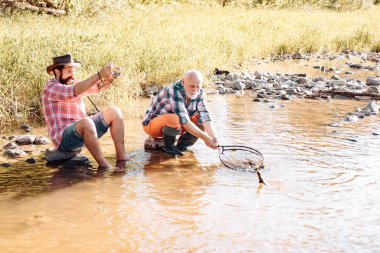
[59, 76, 73, 84]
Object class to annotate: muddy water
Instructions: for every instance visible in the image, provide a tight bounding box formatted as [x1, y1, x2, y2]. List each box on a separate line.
[1, 94, 380, 252]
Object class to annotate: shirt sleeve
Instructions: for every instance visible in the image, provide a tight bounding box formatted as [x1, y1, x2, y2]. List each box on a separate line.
[169, 88, 190, 124]
[45, 81, 75, 101]
[197, 90, 212, 124]
[84, 82, 101, 96]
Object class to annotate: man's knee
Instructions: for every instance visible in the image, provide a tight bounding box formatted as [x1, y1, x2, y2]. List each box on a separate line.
[104, 106, 123, 122]
[77, 117, 97, 136]
[165, 114, 181, 129]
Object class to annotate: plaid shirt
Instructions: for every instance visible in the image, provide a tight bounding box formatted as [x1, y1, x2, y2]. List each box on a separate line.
[142, 80, 211, 126]
[42, 78, 100, 147]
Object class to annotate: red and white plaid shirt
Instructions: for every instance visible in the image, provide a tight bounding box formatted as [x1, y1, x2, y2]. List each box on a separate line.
[42, 78, 100, 147]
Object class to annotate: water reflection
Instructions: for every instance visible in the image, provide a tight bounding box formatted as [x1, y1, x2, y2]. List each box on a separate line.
[1, 96, 380, 252]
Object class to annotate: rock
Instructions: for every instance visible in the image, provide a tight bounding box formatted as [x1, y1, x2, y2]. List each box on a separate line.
[225, 73, 238, 81]
[372, 132, 379, 136]
[2, 142, 18, 150]
[329, 122, 343, 127]
[345, 71, 354, 75]
[26, 158, 37, 164]
[15, 135, 36, 145]
[344, 114, 359, 122]
[4, 149, 27, 158]
[297, 77, 308, 84]
[144, 85, 159, 96]
[263, 99, 271, 103]
[216, 85, 226, 94]
[331, 80, 347, 86]
[44, 149, 79, 162]
[281, 94, 291, 100]
[253, 71, 263, 79]
[315, 76, 325, 82]
[34, 136, 50, 145]
[244, 81, 256, 89]
[253, 98, 263, 102]
[349, 64, 362, 69]
[346, 138, 358, 142]
[20, 124, 32, 132]
[354, 113, 365, 119]
[331, 74, 341, 80]
[144, 136, 164, 151]
[313, 66, 321, 69]
[294, 73, 307, 77]
[60, 156, 91, 167]
[366, 77, 380, 86]
[224, 81, 245, 90]
[286, 89, 297, 95]
[292, 52, 302, 59]
[367, 86, 379, 93]
[8, 136, 15, 140]
[363, 101, 379, 114]
[0, 163, 11, 167]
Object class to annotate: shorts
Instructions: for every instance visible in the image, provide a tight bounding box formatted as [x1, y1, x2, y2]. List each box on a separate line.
[58, 112, 109, 152]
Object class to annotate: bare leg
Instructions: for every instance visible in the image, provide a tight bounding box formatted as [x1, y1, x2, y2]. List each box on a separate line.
[76, 117, 111, 168]
[102, 107, 130, 167]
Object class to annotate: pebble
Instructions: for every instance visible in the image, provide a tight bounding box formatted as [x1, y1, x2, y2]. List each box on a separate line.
[26, 158, 37, 164]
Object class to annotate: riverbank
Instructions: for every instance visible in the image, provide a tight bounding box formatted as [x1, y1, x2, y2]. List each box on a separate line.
[1, 4, 380, 128]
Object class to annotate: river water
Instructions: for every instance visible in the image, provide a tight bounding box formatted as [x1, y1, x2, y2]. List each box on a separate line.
[1, 92, 380, 252]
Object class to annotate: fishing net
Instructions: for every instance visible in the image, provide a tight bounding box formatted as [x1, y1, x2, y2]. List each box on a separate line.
[218, 145, 266, 184]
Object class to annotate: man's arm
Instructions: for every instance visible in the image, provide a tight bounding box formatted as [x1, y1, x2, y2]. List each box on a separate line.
[202, 121, 218, 145]
[74, 64, 112, 96]
[182, 121, 218, 149]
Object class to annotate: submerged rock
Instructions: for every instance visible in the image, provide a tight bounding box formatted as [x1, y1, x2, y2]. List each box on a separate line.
[0, 163, 11, 167]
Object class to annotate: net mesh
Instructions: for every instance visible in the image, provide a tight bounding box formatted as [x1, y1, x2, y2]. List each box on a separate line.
[219, 145, 264, 172]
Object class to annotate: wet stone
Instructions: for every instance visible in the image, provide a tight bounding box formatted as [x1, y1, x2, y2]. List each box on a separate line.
[26, 158, 37, 164]
[45, 148, 80, 162]
[345, 71, 354, 75]
[367, 86, 379, 93]
[281, 94, 291, 100]
[372, 132, 379, 136]
[253, 98, 263, 102]
[3, 142, 18, 150]
[349, 64, 362, 69]
[331, 74, 341, 80]
[144, 136, 164, 151]
[0, 163, 11, 167]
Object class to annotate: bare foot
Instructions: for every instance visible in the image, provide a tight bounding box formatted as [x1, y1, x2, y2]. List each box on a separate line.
[98, 162, 112, 170]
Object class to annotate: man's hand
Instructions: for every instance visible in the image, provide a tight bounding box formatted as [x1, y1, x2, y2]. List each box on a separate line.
[98, 64, 113, 79]
[203, 135, 218, 149]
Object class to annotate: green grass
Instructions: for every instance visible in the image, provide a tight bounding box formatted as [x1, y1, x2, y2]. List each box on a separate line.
[1, 4, 380, 128]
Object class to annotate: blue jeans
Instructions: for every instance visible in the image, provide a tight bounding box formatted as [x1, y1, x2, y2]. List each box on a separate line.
[58, 112, 109, 152]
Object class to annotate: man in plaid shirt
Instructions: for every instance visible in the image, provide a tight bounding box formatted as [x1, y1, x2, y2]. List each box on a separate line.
[42, 54, 129, 169]
[142, 70, 218, 156]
